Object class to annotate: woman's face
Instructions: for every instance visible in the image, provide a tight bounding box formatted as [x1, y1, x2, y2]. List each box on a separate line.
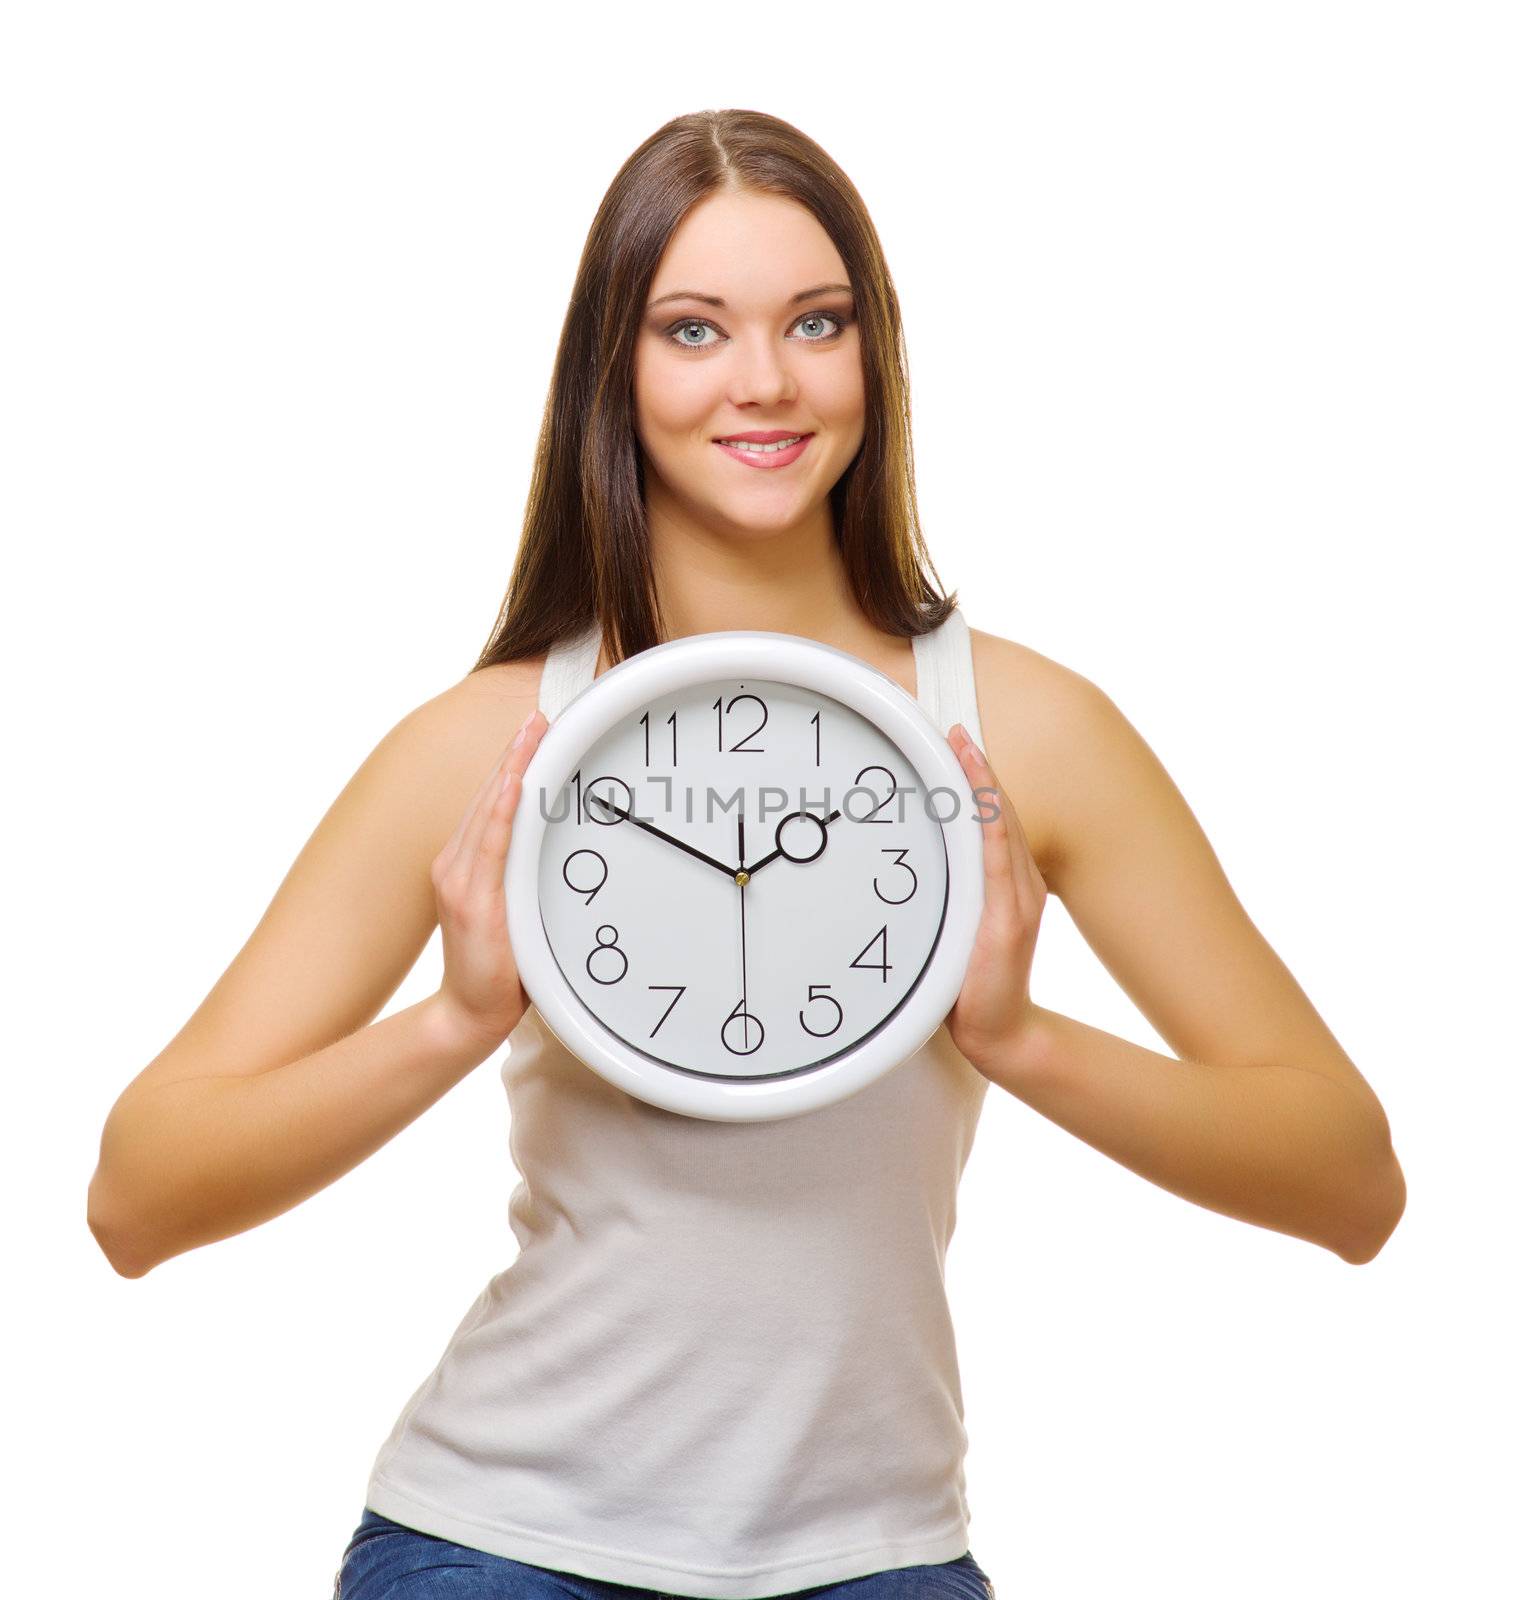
[633, 189, 865, 540]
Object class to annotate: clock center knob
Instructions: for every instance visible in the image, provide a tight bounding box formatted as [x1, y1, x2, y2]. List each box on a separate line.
[734, 869, 750, 886]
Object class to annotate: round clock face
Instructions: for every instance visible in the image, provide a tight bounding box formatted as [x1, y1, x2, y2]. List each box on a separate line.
[508, 630, 983, 1121]
[533, 672, 951, 1082]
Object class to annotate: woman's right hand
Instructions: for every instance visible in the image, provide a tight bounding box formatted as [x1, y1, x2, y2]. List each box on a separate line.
[430, 707, 549, 1053]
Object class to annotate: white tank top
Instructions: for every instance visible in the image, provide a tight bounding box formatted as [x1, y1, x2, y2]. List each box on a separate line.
[364, 609, 992, 1600]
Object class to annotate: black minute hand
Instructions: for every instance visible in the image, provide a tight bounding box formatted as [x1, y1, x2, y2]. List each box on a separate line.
[587, 792, 741, 882]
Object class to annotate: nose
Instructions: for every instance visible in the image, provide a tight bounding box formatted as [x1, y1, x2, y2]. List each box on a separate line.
[725, 328, 797, 410]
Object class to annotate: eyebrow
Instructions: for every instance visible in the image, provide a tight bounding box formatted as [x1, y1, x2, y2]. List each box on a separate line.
[646, 281, 854, 311]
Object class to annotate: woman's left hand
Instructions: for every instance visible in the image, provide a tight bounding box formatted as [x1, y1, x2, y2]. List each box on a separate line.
[943, 722, 1048, 1076]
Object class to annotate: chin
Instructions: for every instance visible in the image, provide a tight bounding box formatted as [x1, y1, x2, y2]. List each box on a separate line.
[718, 502, 817, 537]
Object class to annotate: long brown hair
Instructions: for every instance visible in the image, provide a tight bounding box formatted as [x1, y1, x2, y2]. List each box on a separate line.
[470, 108, 956, 677]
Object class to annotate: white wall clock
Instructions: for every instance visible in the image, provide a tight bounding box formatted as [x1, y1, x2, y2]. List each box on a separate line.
[505, 630, 984, 1122]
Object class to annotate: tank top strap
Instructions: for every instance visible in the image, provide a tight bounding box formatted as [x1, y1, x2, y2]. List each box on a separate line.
[912, 605, 988, 753]
[537, 620, 602, 722]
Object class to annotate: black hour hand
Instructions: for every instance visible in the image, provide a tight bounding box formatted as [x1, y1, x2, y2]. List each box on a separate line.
[745, 808, 842, 877]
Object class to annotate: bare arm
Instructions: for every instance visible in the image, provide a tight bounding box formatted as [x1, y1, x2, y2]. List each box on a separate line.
[86, 672, 549, 1278]
[960, 637, 1406, 1264]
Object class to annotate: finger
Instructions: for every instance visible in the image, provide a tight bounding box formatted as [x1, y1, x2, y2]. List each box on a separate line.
[952, 727, 1008, 873]
[470, 759, 527, 902]
[988, 767, 1048, 908]
[465, 756, 530, 899]
[951, 724, 1043, 892]
[442, 710, 545, 868]
[1003, 785, 1048, 904]
[952, 726, 1023, 923]
[442, 760, 506, 867]
[463, 711, 546, 891]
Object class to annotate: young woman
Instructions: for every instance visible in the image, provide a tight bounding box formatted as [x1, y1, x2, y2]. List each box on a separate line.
[87, 110, 1406, 1600]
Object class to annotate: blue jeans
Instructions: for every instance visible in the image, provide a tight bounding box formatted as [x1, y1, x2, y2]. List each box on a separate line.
[335, 1509, 996, 1599]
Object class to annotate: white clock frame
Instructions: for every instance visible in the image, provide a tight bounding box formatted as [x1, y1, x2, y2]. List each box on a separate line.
[505, 630, 984, 1122]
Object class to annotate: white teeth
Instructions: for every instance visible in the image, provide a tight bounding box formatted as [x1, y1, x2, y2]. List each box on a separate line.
[718, 435, 803, 453]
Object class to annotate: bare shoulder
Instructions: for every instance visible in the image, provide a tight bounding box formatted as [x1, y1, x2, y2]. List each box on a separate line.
[967, 625, 1110, 888]
[312, 654, 550, 901]
[104, 655, 552, 1102]
[401, 657, 548, 830]
[422, 656, 546, 753]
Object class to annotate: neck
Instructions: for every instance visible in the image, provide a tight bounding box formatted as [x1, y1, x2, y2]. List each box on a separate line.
[642, 489, 872, 651]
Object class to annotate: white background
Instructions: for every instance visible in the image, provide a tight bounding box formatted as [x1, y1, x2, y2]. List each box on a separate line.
[6, 3, 1525, 1595]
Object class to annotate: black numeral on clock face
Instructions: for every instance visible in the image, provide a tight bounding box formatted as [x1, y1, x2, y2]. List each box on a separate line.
[873, 847, 917, 905]
[850, 924, 892, 982]
[648, 984, 686, 1038]
[799, 983, 843, 1038]
[579, 773, 634, 825]
[714, 692, 768, 753]
[851, 764, 898, 823]
[722, 997, 765, 1055]
[640, 710, 678, 767]
[586, 924, 629, 985]
[562, 848, 608, 905]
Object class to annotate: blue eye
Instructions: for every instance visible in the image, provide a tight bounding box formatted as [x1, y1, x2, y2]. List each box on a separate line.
[793, 312, 843, 343]
[663, 310, 852, 353]
[669, 319, 722, 350]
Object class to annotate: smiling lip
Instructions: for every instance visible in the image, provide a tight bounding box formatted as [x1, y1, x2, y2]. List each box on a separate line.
[713, 430, 808, 443]
[712, 431, 814, 469]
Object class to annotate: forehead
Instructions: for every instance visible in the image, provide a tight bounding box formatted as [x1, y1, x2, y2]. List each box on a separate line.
[649, 190, 849, 303]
